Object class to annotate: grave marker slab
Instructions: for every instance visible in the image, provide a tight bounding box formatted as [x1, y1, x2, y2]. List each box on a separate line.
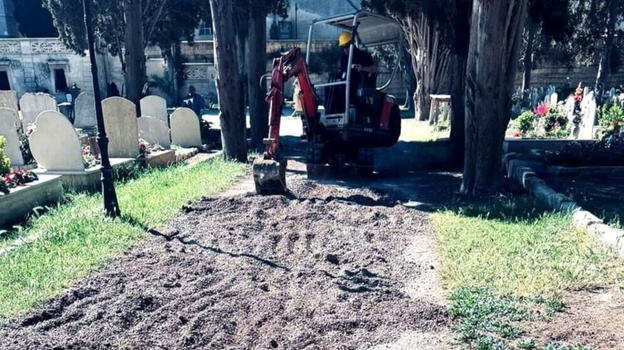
[138, 116, 171, 149]
[0, 108, 24, 166]
[19, 93, 57, 128]
[140, 95, 168, 124]
[579, 91, 597, 139]
[170, 108, 202, 147]
[102, 97, 139, 158]
[29, 111, 84, 172]
[0, 91, 18, 111]
[74, 92, 97, 130]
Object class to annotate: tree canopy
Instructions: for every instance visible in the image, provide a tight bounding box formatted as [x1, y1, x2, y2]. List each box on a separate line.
[13, 0, 58, 38]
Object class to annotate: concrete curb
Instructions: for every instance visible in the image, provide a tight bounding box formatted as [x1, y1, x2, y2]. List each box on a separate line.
[504, 154, 624, 256]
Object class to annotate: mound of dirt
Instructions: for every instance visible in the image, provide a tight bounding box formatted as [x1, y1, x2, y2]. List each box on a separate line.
[0, 179, 450, 350]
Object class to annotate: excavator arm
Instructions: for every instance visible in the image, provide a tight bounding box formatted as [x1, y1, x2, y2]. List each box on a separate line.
[253, 47, 318, 194]
[264, 47, 318, 159]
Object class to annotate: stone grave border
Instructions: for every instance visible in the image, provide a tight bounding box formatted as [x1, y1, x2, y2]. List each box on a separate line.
[504, 151, 624, 257]
[0, 174, 64, 228]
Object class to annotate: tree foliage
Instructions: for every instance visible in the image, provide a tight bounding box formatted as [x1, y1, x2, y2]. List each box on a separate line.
[43, 0, 206, 56]
[13, 0, 58, 38]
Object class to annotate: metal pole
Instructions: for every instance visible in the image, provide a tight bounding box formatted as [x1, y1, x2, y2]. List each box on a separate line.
[82, 0, 121, 218]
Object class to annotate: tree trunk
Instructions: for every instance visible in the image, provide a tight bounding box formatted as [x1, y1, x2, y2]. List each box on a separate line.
[123, 0, 145, 113]
[462, 0, 528, 195]
[248, 10, 268, 149]
[403, 15, 451, 121]
[595, 0, 617, 92]
[209, 0, 248, 162]
[521, 19, 537, 92]
[449, 53, 467, 165]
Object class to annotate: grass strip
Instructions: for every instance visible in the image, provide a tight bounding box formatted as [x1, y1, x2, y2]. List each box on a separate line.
[433, 195, 623, 349]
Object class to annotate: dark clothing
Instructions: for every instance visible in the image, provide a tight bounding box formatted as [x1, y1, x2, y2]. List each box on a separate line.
[339, 47, 377, 90]
[184, 93, 206, 117]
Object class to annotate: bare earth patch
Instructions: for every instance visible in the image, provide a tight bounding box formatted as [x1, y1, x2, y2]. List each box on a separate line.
[0, 177, 452, 349]
[520, 288, 624, 349]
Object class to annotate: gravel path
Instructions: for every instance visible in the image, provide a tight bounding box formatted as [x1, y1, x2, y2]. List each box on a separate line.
[0, 169, 454, 349]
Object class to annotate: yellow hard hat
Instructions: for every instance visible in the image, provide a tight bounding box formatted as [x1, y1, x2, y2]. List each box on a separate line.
[338, 31, 352, 47]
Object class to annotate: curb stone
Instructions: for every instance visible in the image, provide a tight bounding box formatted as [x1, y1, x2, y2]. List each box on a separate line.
[504, 154, 624, 257]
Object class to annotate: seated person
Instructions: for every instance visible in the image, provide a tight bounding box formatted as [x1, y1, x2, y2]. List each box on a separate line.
[327, 31, 378, 113]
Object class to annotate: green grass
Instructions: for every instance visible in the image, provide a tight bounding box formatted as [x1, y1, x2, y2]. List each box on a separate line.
[0, 159, 245, 320]
[433, 195, 624, 350]
[432, 196, 624, 297]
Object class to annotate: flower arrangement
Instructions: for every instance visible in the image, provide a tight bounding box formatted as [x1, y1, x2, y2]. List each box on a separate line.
[0, 136, 10, 176]
[82, 145, 101, 169]
[138, 139, 165, 159]
[512, 103, 569, 138]
[0, 170, 39, 194]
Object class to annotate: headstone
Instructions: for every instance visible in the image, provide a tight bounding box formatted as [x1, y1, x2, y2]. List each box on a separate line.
[102, 97, 139, 158]
[579, 91, 597, 139]
[138, 116, 171, 149]
[19, 93, 57, 128]
[73, 92, 97, 130]
[170, 108, 202, 147]
[0, 108, 24, 166]
[549, 93, 558, 106]
[564, 95, 575, 119]
[0, 91, 18, 111]
[140, 95, 168, 124]
[29, 111, 84, 172]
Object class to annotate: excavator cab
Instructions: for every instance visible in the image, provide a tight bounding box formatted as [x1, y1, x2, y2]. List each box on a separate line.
[253, 11, 403, 195]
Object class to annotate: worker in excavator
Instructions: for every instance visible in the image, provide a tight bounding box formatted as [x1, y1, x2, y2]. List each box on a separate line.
[339, 31, 377, 94]
[327, 31, 378, 113]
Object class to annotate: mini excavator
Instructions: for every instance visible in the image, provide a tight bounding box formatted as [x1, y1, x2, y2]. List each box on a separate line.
[253, 11, 403, 194]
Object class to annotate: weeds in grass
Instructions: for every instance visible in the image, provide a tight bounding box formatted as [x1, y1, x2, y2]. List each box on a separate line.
[449, 287, 592, 350]
[433, 195, 624, 296]
[436, 195, 617, 350]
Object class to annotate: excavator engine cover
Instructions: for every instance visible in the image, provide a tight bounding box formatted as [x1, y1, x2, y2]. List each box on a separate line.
[253, 157, 288, 195]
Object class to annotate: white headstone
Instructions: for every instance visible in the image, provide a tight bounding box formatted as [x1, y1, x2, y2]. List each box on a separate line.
[564, 95, 575, 119]
[102, 97, 139, 158]
[29, 111, 84, 172]
[138, 116, 171, 149]
[140, 95, 168, 124]
[0, 91, 18, 111]
[73, 92, 97, 130]
[0, 108, 24, 166]
[170, 107, 202, 147]
[549, 93, 558, 106]
[19, 93, 58, 128]
[579, 91, 597, 139]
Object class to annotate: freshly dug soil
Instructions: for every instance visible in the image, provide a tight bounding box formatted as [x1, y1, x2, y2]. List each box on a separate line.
[520, 288, 624, 349]
[0, 178, 450, 350]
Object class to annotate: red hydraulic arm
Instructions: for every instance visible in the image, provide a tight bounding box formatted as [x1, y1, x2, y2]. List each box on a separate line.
[263, 47, 318, 159]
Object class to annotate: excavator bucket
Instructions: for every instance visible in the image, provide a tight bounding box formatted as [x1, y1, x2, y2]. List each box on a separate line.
[252, 157, 288, 195]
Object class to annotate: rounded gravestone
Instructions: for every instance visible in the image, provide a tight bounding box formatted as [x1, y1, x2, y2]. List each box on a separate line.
[0, 108, 24, 166]
[102, 97, 139, 158]
[140, 95, 168, 124]
[29, 111, 84, 172]
[138, 116, 171, 149]
[0, 91, 18, 111]
[19, 93, 57, 128]
[74, 92, 97, 130]
[170, 107, 202, 147]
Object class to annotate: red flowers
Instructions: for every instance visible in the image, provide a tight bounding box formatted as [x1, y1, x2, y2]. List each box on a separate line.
[1, 170, 39, 193]
[534, 104, 549, 117]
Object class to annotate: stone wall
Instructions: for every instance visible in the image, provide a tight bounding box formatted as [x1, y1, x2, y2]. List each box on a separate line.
[516, 65, 624, 90]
